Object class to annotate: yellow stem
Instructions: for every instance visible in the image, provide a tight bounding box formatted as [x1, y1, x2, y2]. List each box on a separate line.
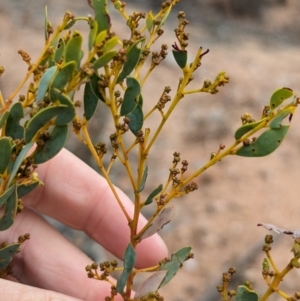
[265, 250, 279, 274]
[133, 265, 160, 274]
[260, 262, 293, 301]
[7, 18, 70, 103]
[81, 122, 132, 223]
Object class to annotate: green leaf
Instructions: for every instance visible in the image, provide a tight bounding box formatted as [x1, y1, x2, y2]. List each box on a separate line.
[137, 165, 148, 193]
[6, 143, 34, 189]
[88, 19, 98, 50]
[159, 246, 192, 288]
[117, 40, 143, 83]
[0, 185, 18, 230]
[55, 39, 65, 63]
[120, 77, 141, 116]
[146, 11, 154, 32]
[102, 36, 119, 53]
[234, 119, 266, 140]
[0, 243, 20, 269]
[49, 88, 76, 124]
[135, 271, 167, 298]
[5, 103, 24, 140]
[145, 184, 163, 205]
[270, 87, 293, 109]
[50, 88, 73, 106]
[31, 125, 68, 164]
[88, 73, 106, 103]
[65, 31, 83, 68]
[17, 181, 40, 198]
[36, 66, 58, 102]
[93, 50, 116, 69]
[236, 126, 289, 157]
[127, 94, 143, 136]
[52, 61, 76, 90]
[25, 105, 68, 143]
[64, 19, 76, 30]
[116, 243, 136, 293]
[92, 0, 111, 32]
[0, 138, 12, 174]
[158, 5, 172, 29]
[84, 81, 99, 121]
[95, 30, 108, 47]
[0, 112, 9, 130]
[0, 185, 16, 207]
[172, 50, 187, 69]
[236, 285, 259, 301]
[269, 107, 293, 129]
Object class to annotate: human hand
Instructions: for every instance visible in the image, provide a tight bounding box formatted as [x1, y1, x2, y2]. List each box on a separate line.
[1, 148, 168, 301]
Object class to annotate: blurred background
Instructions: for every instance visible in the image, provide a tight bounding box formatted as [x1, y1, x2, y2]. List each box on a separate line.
[1, 1, 300, 300]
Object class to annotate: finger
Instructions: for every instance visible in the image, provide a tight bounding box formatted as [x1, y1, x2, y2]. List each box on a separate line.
[24, 148, 168, 267]
[7, 207, 124, 301]
[0, 278, 83, 301]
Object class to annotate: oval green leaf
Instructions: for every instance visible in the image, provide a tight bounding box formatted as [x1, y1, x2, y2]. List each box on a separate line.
[0, 185, 16, 207]
[6, 143, 34, 189]
[95, 30, 108, 47]
[64, 20, 76, 30]
[146, 11, 154, 32]
[88, 73, 106, 103]
[120, 77, 141, 116]
[158, 5, 172, 29]
[116, 243, 136, 293]
[144, 184, 163, 205]
[0, 185, 17, 230]
[31, 125, 68, 164]
[0, 138, 12, 174]
[172, 50, 187, 69]
[117, 40, 143, 83]
[36, 66, 58, 102]
[52, 61, 76, 90]
[88, 19, 98, 50]
[93, 50, 116, 69]
[270, 87, 293, 109]
[236, 125, 289, 157]
[159, 246, 192, 288]
[50, 88, 73, 106]
[5, 103, 24, 140]
[234, 119, 266, 140]
[65, 31, 83, 68]
[55, 39, 65, 63]
[269, 107, 294, 129]
[84, 81, 99, 121]
[127, 103, 144, 136]
[0, 243, 20, 269]
[137, 165, 148, 193]
[17, 181, 40, 198]
[25, 106, 67, 143]
[50, 88, 75, 125]
[92, 0, 111, 32]
[102, 36, 118, 53]
[236, 285, 259, 301]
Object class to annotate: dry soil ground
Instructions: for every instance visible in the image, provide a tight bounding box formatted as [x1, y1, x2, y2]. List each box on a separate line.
[1, 1, 300, 301]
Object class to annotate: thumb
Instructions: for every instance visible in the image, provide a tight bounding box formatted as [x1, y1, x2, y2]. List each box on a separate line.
[0, 278, 83, 301]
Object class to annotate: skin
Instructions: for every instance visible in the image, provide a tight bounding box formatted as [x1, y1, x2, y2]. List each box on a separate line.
[1, 148, 168, 301]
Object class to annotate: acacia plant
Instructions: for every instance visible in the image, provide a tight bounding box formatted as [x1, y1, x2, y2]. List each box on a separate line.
[0, 0, 299, 300]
